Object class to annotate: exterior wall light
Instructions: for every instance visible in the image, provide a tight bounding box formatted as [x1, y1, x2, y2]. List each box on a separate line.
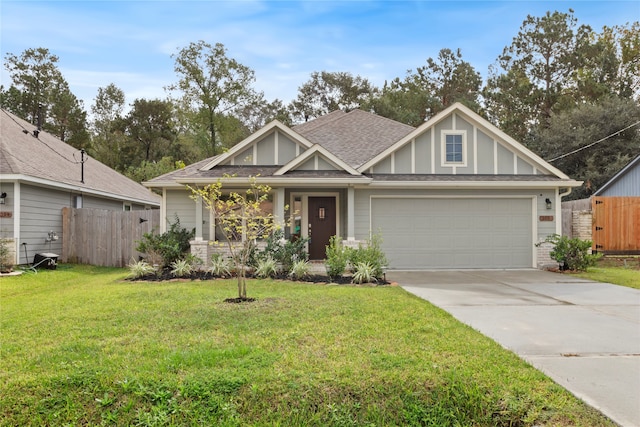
[545, 198, 552, 210]
[0, 192, 6, 204]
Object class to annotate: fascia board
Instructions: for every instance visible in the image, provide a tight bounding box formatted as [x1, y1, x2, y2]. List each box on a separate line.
[199, 120, 315, 171]
[3, 174, 161, 206]
[363, 179, 583, 189]
[274, 144, 361, 176]
[176, 176, 372, 187]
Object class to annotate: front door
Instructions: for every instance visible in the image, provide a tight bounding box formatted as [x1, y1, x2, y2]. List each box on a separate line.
[308, 196, 336, 260]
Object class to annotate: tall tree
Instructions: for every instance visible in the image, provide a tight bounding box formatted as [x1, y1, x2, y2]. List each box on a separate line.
[289, 71, 378, 123]
[532, 97, 640, 199]
[125, 98, 177, 164]
[364, 78, 435, 126]
[484, 10, 593, 134]
[3, 47, 89, 146]
[168, 41, 258, 156]
[89, 84, 128, 170]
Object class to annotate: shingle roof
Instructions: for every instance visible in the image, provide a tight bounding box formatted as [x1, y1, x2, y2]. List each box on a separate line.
[293, 109, 415, 168]
[1, 109, 160, 205]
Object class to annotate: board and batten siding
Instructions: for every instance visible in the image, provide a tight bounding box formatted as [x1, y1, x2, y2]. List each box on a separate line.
[228, 130, 306, 166]
[367, 113, 538, 176]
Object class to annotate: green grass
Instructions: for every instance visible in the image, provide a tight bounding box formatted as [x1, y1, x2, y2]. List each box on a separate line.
[571, 257, 640, 289]
[1, 264, 614, 426]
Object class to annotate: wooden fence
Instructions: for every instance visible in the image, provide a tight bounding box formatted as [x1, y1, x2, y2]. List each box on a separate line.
[62, 207, 160, 267]
[592, 197, 640, 255]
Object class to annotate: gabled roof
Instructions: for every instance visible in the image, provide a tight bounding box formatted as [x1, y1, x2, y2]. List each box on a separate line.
[1, 109, 160, 206]
[199, 120, 314, 170]
[593, 153, 640, 196]
[358, 102, 571, 179]
[294, 109, 415, 169]
[274, 144, 361, 176]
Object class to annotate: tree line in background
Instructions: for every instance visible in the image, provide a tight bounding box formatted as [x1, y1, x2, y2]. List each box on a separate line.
[1, 10, 639, 199]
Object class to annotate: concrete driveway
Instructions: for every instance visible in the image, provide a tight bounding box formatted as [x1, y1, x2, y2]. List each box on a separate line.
[388, 269, 640, 427]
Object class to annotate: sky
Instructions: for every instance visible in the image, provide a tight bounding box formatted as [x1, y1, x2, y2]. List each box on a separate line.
[1, 1, 638, 112]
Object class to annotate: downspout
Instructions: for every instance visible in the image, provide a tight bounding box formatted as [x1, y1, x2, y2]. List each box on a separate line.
[556, 187, 573, 235]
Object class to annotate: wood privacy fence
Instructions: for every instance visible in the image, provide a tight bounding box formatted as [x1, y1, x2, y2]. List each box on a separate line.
[62, 207, 160, 267]
[592, 197, 640, 255]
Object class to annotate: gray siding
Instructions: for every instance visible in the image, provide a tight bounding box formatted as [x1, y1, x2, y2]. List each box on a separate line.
[0, 182, 15, 239]
[598, 164, 640, 196]
[84, 195, 124, 210]
[368, 111, 540, 177]
[278, 133, 299, 164]
[19, 184, 69, 264]
[165, 189, 210, 240]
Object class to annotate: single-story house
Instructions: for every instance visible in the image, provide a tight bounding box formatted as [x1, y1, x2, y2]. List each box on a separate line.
[0, 109, 161, 265]
[144, 103, 581, 269]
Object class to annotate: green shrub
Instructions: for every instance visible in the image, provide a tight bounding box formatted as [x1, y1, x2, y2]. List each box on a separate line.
[136, 216, 195, 267]
[0, 238, 14, 273]
[288, 259, 310, 280]
[209, 253, 232, 277]
[543, 234, 602, 271]
[256, 230, 309, 273]
[127, 260, 157, 279]
[347, 234, 387, 279]
[170, 259, 194, 277]
[351, 262, 378, 284]
[255, 256, 278, 278]
[325, 235, 348, 280]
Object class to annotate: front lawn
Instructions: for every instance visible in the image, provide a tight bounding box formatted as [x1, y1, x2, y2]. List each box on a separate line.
[1, 265, 614, 426]
[572, 257, 640, 289]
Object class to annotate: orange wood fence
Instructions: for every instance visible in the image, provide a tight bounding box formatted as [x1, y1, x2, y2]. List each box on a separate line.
[592, 197, 640, 255]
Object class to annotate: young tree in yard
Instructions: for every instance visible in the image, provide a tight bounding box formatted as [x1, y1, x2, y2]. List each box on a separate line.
[190, 177, 281, 300]
[168, 41, 259, 156]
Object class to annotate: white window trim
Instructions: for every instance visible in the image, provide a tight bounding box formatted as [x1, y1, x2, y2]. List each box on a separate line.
[441, 130, 467, 168]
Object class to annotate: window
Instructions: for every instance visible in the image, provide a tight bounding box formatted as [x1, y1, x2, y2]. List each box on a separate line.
[441, 131, 467, 167]
[123, 204, 132, 211]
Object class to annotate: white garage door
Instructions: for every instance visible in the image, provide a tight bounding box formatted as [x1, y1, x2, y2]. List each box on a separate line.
[371, 197, 533, 269]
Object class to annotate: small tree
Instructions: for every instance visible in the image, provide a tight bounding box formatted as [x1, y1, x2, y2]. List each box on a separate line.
[190, 176, 280, 300]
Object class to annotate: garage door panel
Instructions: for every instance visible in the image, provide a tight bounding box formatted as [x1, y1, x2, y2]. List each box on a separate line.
[372, 198, 533, 269]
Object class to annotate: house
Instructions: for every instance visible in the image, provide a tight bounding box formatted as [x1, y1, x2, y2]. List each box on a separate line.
[0, 109, 161, 265]
[591, 153, 640, 254]
[144, 103, 581, 269]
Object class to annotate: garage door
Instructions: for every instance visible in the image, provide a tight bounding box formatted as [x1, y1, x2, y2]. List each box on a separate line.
[371, 197, 533, 269]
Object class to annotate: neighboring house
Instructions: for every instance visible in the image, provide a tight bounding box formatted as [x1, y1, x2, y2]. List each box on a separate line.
[591, 153, 640, 254]
[0, 109, 161, 265]
[145, 103, 581, 269]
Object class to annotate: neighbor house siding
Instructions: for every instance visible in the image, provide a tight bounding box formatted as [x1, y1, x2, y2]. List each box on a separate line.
[597, 165, 640, 196]
[0, 182, 15, 239]
[19, 184, 69, 264]
[83, 195, 125, 210]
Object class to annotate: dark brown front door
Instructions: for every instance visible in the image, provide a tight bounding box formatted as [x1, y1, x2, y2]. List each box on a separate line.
[308, 196, 336, 260]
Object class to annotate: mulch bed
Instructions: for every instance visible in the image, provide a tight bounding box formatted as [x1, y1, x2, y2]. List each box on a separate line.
[129, 268, 387, 286]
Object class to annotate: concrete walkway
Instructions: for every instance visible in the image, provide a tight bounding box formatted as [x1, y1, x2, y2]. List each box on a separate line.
[388, 269, 640, 427]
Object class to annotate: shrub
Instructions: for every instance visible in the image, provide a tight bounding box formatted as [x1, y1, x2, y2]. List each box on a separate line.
[170, 259, 194, 277]
[136, 216, 195, 267]
[347, 234, 387, 279]
[256, 230, 309, 273]
[209, 253, 232, 277]
[127, 260, 157, 279]
[0, 238, 14, 273]
[543, 234, 602, 271]
[325, 235, 348, 280]
[288, 259, 310, 280]
[351, 262, 378, 284]
[255, 256, 278, 279]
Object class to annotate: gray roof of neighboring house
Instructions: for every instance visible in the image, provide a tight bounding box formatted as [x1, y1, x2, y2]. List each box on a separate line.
[1, 109, 161, 206]
[593, 153, 640, 196]
[293, 109, 416, 168]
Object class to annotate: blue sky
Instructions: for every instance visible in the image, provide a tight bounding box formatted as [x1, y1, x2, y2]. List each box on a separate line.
[1, 1, 638, 111]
